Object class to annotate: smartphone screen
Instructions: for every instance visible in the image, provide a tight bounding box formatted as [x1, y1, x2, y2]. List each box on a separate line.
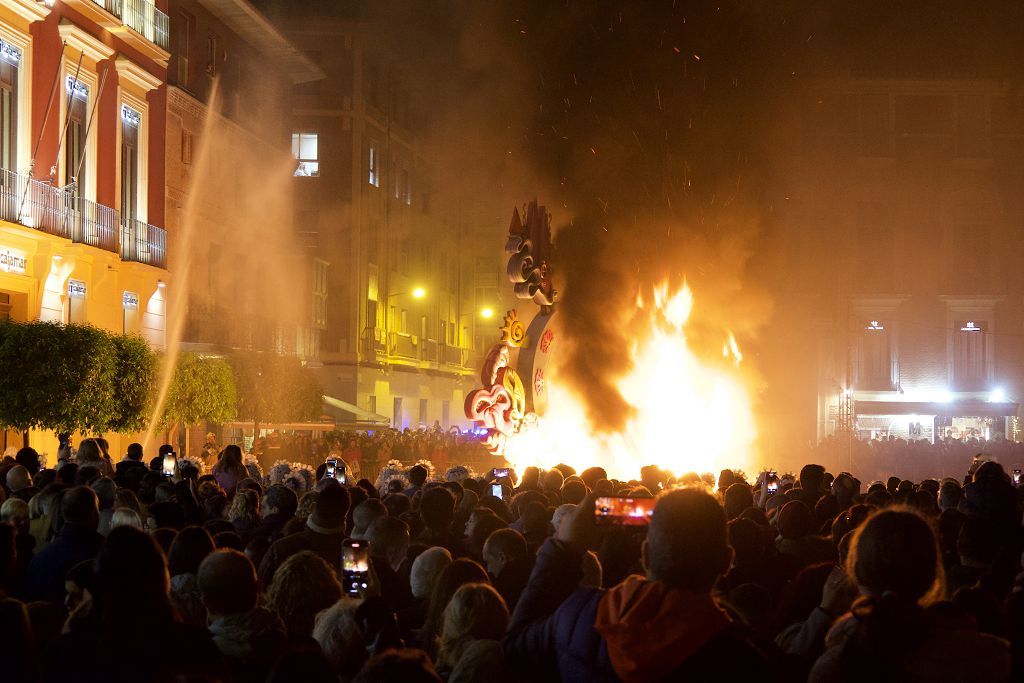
[491, 483, 503, 499]
[594, 496, 656, 526]
[1014, 470, 1022, 486]
[162, 453, 176, 477]
[492, 467, 510, 479]
[325, 459, 337, 479]
[342, 539, 369, 597]
[335, 463, 347, 484]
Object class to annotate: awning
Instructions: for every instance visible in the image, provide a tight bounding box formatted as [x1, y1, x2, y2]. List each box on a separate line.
[856, 401, 1019, 418]
[322, 395, 391, 425]
[222, 421, 335, 431]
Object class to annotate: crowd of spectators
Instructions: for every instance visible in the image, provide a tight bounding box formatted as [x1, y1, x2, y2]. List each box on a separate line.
[1, 437, 1023, 682]
[811, 434, 1024, 483]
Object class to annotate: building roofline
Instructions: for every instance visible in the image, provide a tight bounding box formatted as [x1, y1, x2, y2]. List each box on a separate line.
[196, 0, 325, 83]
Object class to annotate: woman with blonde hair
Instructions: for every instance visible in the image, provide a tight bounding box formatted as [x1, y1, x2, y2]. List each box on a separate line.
[226, 488, 260, 538]
[436, 582, 510, 682]
[811, 507, 1011, 682]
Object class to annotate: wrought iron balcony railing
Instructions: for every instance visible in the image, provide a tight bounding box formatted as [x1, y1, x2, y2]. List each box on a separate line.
[91, 0, 170, 50]
[0, 167, 167, 268]
[120, 216, 167, 268]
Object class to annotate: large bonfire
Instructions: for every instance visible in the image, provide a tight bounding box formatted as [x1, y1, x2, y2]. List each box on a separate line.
[504, 280, 758, 481]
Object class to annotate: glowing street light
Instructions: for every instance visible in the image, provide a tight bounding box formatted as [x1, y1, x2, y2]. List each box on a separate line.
[412, 287, 426, 299]
[990, 387, 1007, 403]
[480, 307, 494, 319]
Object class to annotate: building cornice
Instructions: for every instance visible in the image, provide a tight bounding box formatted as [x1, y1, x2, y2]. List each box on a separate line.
[58, 20, 115, 62]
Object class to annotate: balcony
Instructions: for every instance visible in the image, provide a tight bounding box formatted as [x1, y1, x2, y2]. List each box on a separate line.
[120, 217, 167, 268]
[420, 338, 439, 363]
[85, 0, 170, 52]
[0, 168, 166, 268]
[443, 344, 469, 367]
[388, 332, 419, 360]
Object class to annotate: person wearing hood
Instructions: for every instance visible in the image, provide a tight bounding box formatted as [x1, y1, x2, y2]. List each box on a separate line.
[258, 480, 350, 585]
[199, 549, 287, 683]
[505, 488, 767, 683]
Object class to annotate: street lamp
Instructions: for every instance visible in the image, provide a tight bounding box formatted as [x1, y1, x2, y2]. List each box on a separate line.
[480, 307, 494, 319]
[412, 286, 426, 300]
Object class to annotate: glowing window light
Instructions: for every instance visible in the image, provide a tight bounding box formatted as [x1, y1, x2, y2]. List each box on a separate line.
[961, 321, 983, 332]
[866, 320, 885, 331]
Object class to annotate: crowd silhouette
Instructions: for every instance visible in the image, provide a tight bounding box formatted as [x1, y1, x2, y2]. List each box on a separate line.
[0, 435, 1022, 682]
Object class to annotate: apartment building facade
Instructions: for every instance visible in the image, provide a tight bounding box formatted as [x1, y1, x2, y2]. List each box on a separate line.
[0, 0, 171, 451]
[768, 77, 1024, 448]
[256, 1, 506, 430]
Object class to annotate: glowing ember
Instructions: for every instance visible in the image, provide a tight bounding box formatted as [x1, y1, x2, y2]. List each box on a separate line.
[504, 281, 758, 481]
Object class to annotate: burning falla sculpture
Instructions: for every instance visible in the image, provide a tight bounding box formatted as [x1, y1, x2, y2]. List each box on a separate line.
[465, 201, 557, 455]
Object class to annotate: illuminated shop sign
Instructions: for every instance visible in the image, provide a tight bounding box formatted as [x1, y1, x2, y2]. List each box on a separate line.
[0, 246, 27, 274]
[122, 291, 139, 309]
[67, 279, 87, 298]
[961, 321, 983, 332]
[866, 320, 885, 331]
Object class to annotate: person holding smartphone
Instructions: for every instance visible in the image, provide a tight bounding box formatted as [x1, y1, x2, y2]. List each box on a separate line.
[505, 490, 767, 681]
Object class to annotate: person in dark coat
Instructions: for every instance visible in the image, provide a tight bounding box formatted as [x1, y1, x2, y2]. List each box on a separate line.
[26, 486, 103, 604]
[258, 481, 350, 585]
[505, 489, 768, 683]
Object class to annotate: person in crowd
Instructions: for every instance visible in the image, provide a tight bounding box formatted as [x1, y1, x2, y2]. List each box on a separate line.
[483, 528, 533, 610]
[436, 582, 510, 682]
[26, 486, 102, 603]
[109, 507, 142, 531]
[198, 549, 287, 682]
[418, 487, 465, 555]
[168, 526, 217, 626]
[227, 488, 260, 538]
[114, 443, 148, 482]
[47, 526, 226, 681]
[213, 445, 249, 495]
[15, 447, 41, 477]
[352, 498, 388, 539]
[406, 465, 429, 498]
[313, 598, 368, 681]
[400, 546, 452, 639]
[266, 550, 343, 640]
[506, 489, 768, 682]
[367, 516, 413, 609]
[259, 480, 350, 585]
[90, 477, 116, 536]
[418, 558, 490, 659]
[811, 507, 1012, 682]
[245, 484, 298, 565]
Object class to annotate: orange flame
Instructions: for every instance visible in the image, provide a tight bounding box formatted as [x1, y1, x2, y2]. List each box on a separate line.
[505, 281, 757, 480]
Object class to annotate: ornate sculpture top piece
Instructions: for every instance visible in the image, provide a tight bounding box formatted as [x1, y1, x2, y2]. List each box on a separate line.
[506, 200, 557, 311]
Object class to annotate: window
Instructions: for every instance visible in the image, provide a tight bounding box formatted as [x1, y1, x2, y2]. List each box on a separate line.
[368, 142, 379, 186]
[313, 259, 328, 330]
[206, 34, 219, 75]
[858, 320, 893, 390]
[393, 397, 403, 427]
[0, 40, 21, 172]
[855, 202, 895, 292]
[953, 320, 987, 391]
[121, 105, 140, 221]
[953, 223, 991, 290]
[803, 93, 857, 154]
[65, 77, 88, 191]
[181, 129, 193, 165]
[177, 11, 195, 88]
[418, 398, 428, 426]
[292, 131, 319, 177]
[368, 395, 377, 416]
[442, 400, 450, 428]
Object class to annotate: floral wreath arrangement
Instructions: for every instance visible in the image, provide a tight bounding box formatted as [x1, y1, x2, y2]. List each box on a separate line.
[444, 465, 474, 482]
[288, 462, 316, 493]
[177, 454, 206, 476]
[376, 458, 408, 494]
[269, 459, 294, 486]
[243, 453, 264, 481]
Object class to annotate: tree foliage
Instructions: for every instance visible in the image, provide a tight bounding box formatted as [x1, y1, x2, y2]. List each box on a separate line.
[109, 334, 158, 433]
[161, 352, 238, 428]
[230, 350, 323, 424]
[0, 321, 118, 433]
